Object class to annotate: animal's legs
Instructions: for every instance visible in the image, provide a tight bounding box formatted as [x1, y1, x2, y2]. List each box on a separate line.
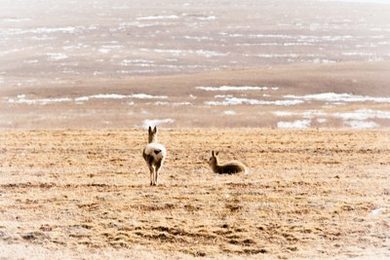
[155, 160, 162, 185]
[148, 165, 154, 186]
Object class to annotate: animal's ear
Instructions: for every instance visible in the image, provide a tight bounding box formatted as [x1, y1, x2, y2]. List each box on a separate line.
[153, 126, 157, 133]
[148, 126, 152, 134]
[211, 150, 215, 157]
[215, 151, 219, 156]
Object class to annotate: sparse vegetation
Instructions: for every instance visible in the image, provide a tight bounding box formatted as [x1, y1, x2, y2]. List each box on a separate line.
[0, 129, 389, 258]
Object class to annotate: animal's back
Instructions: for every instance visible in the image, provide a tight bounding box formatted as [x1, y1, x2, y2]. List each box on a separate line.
[219, 161, 246, 174]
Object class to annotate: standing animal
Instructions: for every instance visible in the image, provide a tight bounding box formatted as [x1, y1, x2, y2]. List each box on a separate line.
[208, 150, 246, 174]
[142, 126, 166, 186]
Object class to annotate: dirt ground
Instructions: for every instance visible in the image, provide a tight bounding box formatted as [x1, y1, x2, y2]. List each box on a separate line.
[0, 129, 389, 259]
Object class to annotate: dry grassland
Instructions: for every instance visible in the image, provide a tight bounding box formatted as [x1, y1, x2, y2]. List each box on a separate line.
[0, 129, 389, 259]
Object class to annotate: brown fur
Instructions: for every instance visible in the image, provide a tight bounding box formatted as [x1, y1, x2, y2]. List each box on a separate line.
[208, 150, 246, 175]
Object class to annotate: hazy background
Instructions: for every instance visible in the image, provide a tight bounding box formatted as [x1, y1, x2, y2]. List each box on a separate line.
[1, 0, 390, 129]
[1, 0, 389, 84]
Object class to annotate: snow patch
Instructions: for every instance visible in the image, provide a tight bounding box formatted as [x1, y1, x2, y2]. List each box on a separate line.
[273, 110, 326, 118]
[273, 111, 296, 117]
[9, 93, 167, 104]
[223, 110, 237, 115]
[1, 18, 31, 23]
[197, 16, 217, 21]
[136, 15, 179, 21]
[370, 208, 384, 217]
[131, 94, 168, 99]
[206, 97, 303, 106]
[345, 120, 379, 129]
[284, 93, 390, 103]
[74, 94, 128, 101]
[140, 48, 227, 57]
[8, 95, 72, 105]
[121, 59, 155, 66]
[142, 119, 175, 128]
[196, 85, 272, 91]
[47, 53, 68, 61]
[333, 109, 390, 120]
[277, 120, 311, 129]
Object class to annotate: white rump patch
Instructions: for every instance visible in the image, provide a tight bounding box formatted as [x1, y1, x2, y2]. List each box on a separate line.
[144, 143, 167, 160]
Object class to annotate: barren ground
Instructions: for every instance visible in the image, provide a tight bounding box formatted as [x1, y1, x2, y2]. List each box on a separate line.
[0, 129, 389, 259]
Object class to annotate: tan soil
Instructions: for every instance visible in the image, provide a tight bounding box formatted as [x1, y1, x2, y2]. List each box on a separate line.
[0, 129, 389, 259]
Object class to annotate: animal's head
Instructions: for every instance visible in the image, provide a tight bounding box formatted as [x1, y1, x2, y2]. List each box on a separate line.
[208, 150, 219, 166]
[148, 126, 157, 143]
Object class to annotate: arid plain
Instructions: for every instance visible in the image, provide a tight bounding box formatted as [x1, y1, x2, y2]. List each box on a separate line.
[1, 0, 390, 259]
[1, 129, 389, 259]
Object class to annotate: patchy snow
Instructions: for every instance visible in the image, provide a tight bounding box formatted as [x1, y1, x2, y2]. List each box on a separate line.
[142, 119, 175, 128]
[2, 26, 80, 35]
[333, 109, 390, 120]
[273, 111, 296, 117]
[345, 120, 379, 129]
[273, 110, 326, 118]
[9, 93, 167, 104]
[136, 15, 179, 21]
[23, 59, 39, 64]
[183, 35, 213, 41]
[196, 15, 217, 21]
[206, 97, 303, 106]
[76, 94, 128, 101]
[223, 110, 237, 115]
[370, 208, 384, 217]
[47, 53, 68, 61]
[8, 95, 72, 105]
[194, 50, 227, 58]
[172, 102, 192, 106]
[272, 109, 389, 128]
[75, 93, 167, 101]
[277, 119, 311, 129]
[284, 93, 390, 103]
[121, 59, 155, 66]
[131, 94, 168, 99]
[140, 48, 227, 57]
[1, 18, 31, 23]
[196, 85, 270, 91]
[153, 101, 169, 106]
[154, 101, 191, 106]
